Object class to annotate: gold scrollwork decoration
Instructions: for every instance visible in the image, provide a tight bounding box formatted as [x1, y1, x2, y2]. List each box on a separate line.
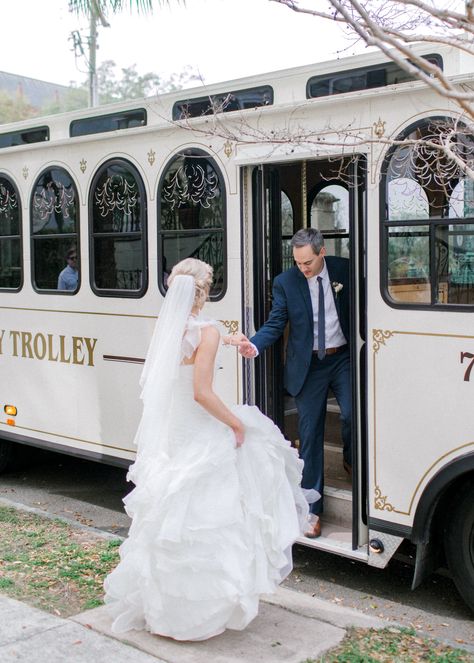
[147, 149, 156, 166]
[80, 159, 87, 173]
[374, 486, 395, 511]
[220, 320, 239, 334]
[22, 166, 29, 180]
[373, 117, 386, 138]
[373, 329, 394, 353]
[223, 140, 233, 158]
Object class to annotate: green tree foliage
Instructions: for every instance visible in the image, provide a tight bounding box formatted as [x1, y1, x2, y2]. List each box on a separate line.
[0, 61, 197, 123]
[40, 84, 89, 116]
[0, 91, 38, 124]
[97, 60, 197, 104]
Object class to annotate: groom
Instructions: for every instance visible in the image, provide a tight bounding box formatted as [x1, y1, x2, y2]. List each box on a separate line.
[238, 228, 351, 538]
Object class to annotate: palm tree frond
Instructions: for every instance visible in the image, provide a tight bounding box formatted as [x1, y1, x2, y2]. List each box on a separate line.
[68, 0, 182, 16]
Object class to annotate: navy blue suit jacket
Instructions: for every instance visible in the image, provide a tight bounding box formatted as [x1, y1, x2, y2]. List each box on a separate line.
[250, 257, 350, 396]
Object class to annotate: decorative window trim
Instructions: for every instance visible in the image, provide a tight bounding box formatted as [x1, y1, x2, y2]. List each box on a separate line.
[89, 158, 148, 298]
[30, 166, 80, 295]
[380, 115, 474, 311]
[0, 174, 23, 292]
[157, 149, 227, 301]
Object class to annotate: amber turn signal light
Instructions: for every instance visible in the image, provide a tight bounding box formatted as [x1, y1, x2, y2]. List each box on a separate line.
[4, 405, 17, 417]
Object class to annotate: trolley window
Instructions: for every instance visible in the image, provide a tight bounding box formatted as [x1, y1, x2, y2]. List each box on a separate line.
[309, 182, 350, 259]
[0, 175, 22, 290]
[172, 86, 273, 120]
[381, 116, 474, 308]
[70, 109, 146, 137]
[158, 149, 226, 299]
[31, 168, 79, 293]
[281, 190, 294, 272]
[307, 54, 443, 99]
[89, 159, 147, 297]
[0, 126, 49, 149]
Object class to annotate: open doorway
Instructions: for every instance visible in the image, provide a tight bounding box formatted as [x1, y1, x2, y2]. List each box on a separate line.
[249, 156, 366, 547]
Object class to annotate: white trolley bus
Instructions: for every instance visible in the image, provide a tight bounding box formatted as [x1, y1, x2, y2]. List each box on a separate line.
[0, 44, 473, 611]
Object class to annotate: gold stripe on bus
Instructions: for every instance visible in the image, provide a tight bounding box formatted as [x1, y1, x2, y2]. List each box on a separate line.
[394, 330, 474, 340]
[0, 421, 134, 455]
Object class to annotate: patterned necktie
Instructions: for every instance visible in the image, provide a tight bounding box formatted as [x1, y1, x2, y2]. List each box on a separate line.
[317, 276, 326, 360]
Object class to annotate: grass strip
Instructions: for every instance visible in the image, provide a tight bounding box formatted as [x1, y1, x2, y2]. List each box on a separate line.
[308, 626, 474, 662]
[0, 505, 120, 617]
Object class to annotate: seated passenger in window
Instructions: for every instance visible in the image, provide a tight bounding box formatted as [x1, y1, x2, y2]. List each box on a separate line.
[58, 248, 79, 291]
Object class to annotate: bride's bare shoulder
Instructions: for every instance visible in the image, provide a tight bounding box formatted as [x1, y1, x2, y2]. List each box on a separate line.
[200, 324, 220, 344]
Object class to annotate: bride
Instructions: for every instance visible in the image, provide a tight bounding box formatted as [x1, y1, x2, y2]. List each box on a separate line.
[104, 257, 316, 641]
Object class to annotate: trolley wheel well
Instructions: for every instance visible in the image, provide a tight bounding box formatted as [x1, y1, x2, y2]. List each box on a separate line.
[410, 463, 474, 598]
[412, 453, 474, 545]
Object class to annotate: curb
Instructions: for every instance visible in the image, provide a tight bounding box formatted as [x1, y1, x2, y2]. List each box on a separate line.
[262, 585, 391, 630]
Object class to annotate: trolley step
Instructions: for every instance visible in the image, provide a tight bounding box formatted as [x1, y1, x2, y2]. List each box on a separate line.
[296, 521, 367, 562]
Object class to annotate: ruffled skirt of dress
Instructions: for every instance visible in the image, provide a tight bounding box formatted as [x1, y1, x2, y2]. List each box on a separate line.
[104, 391, 310, 641]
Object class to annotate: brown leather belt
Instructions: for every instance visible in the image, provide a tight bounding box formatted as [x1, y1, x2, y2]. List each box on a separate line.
[313, 344, 347, 356]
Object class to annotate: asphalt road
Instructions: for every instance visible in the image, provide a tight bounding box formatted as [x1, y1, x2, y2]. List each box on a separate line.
[0, 447, 472, 650]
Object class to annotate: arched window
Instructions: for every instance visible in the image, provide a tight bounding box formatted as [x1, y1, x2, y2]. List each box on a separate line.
[158, 149, 226, 299]
[310, 183, 350, 259]
[382, 117, 474, 307]
[0, 175, 22, 290]
[31, 167, 79, 292]
[89, 159, 147, 296]
[281, 190, 294, 235]
[281, 190, 294, 271]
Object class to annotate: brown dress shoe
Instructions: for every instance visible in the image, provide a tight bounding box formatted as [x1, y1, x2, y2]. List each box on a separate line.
[304, 516, 321, 539]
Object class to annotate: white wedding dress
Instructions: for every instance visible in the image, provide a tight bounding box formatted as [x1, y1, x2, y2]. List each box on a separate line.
[104, 315, 312, 641]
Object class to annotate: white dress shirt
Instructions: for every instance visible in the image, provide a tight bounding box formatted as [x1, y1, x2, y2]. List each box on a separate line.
[307, 261, 346, 351]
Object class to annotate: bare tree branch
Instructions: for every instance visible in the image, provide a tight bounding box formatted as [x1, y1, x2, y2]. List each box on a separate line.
[271, 0, 474, 117]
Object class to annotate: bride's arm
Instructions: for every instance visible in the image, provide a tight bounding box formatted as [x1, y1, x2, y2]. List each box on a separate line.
[193, 325, 245, 447]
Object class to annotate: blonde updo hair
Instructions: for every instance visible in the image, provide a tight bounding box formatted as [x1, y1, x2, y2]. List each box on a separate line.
[168, 258, 213, 309]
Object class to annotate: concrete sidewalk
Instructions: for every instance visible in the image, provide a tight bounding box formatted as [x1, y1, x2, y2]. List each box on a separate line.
[0, 587, 388, 663]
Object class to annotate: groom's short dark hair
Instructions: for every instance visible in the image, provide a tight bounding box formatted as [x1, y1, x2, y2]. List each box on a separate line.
[290, 228, 324, 255]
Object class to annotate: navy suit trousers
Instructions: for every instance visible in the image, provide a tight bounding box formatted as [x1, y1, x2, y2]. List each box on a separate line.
[295, 347, 351, 515]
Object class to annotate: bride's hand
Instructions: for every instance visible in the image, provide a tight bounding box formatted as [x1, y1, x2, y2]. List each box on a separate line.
[232, 421, 245, 448]
[223, 332, 249, 347]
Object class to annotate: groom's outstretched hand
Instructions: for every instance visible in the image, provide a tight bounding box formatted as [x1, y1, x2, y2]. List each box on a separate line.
[237, 341, 258, 358]
[222, 333, 258, 358]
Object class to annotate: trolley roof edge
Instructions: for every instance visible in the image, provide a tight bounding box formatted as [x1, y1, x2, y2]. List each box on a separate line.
[0, 42, 472, 145]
